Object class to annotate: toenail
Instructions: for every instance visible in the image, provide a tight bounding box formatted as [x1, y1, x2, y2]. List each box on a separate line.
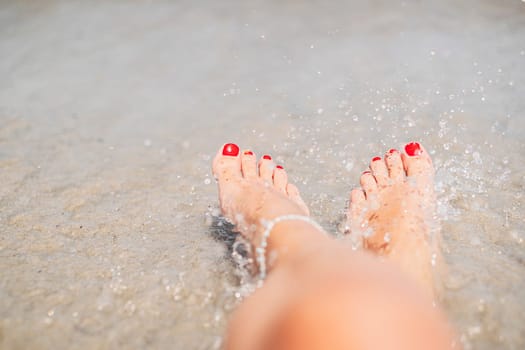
[263, 155, 272, 160]
[405, 142, 422, 157]
[276, 165, 284, 169]
[222, 143, 239, 156]
[372, 156, 381, 162]
[244, 150, 254, 155]
[388, 149, 398, 154]
[362, 170, 371, 175]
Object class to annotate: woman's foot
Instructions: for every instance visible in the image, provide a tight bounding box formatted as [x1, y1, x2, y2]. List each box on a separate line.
[217, 142, 456, 350]
[346, 142, 442, 298]
[212, 143, 328, 273]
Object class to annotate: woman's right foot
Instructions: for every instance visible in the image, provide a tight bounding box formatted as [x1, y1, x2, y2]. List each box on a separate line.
[213, 143, 328, 275]
[345, 142, 443, 298]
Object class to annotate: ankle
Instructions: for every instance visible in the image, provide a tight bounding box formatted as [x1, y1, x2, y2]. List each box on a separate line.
[260, 219, 329, 274]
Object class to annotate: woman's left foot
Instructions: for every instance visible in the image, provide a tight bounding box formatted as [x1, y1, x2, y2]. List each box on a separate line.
[345, 142, 443, 298]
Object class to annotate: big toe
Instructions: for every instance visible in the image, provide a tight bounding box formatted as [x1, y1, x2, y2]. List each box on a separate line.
[401, 142, 434, 176]
[213, 143, 242, 183]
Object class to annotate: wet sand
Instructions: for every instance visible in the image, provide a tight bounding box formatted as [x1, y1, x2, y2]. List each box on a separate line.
[1, 0, 524, 349]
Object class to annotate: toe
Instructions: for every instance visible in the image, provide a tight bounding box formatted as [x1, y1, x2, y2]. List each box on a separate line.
[241, 150, 257, 179]
[272, 165, 287, 193]
[212, 143, 242, 182]
[360, 171, 378, 198]
[369, 156, 389, 186]
[286, 183, 310, 215]
[349, 188, 366, 218]
[401, 142, 434, 178]
[258, 154, 274, 183]
[385, 148, 405, 181]
[350, 188, 366, 206]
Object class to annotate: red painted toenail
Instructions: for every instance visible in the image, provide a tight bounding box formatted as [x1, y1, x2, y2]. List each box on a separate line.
[263, 155, 272, 160]
[244, 150, 253, 155]
[405, 142, 422, 156]
[372, 156, 381, 162]
[276, 165, 284, 169]
[222, 143, 239, 156]
[362, 170, 371, 175]
[389, 149, 398, 154]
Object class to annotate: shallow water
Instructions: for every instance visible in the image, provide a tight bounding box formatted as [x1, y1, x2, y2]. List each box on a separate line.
[0, 0, 524, 349]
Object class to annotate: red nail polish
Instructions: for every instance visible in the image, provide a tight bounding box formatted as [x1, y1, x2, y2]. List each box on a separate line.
[389, 149, 398, 154]
[244, 150, 253, 155]
[405, 142, 422, 157]
[222, 143, 239, 156]
[372, 156, 381, 162]
[263, 155, 272, 160]
[276, 165, 284, 169]
[362, 170, 371, 175]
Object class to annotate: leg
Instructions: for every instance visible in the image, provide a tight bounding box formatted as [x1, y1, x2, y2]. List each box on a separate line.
[213, 143, 456, 350]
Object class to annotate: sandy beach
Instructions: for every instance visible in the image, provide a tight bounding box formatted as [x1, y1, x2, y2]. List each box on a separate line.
[1, 0, 524, 349]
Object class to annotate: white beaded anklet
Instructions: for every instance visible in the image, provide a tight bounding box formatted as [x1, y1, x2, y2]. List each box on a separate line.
[256, 214, 325, 284]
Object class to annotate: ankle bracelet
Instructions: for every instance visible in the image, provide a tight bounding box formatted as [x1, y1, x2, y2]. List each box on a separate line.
[256, 214, 325, 284]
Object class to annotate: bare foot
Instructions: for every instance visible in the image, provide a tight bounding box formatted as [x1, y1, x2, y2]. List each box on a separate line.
[213, 143, 327, 272]
[346, 142, 443, 298]
[216, 143, 456, 350]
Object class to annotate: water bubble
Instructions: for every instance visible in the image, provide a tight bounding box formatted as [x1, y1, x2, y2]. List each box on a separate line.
[143, 139, 152, 147]
[467, 325, 482, 337]
[204, 178, 211, 185]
